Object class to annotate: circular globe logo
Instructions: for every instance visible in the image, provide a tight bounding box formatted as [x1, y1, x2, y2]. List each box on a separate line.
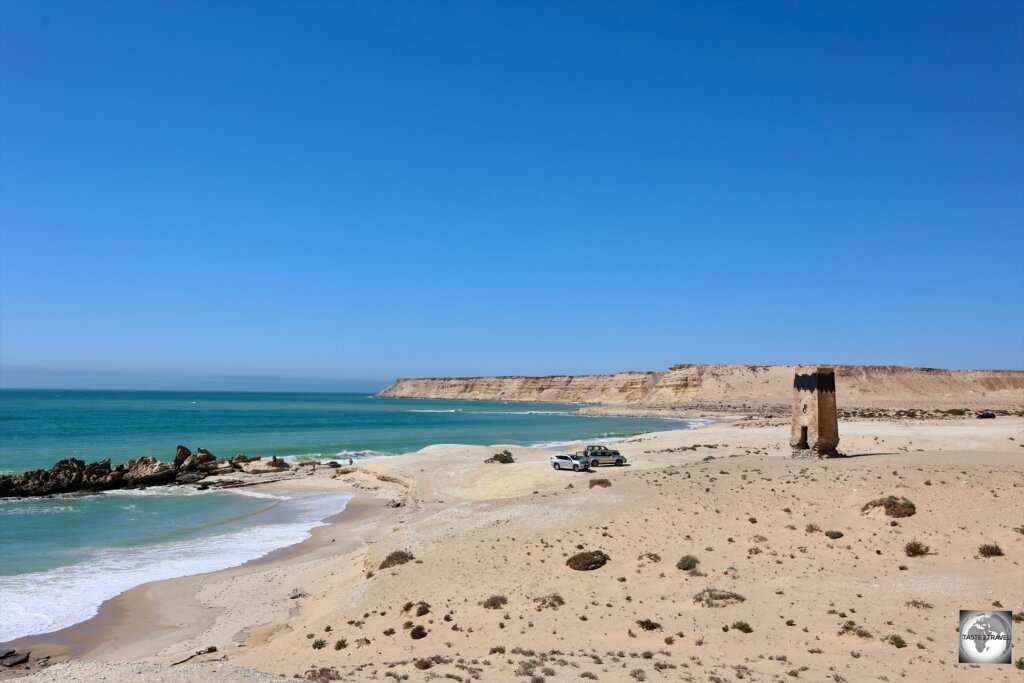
[958, 610, 1012, 664]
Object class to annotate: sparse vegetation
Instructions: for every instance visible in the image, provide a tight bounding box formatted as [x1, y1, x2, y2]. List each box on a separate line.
[333, 639, 347, 650]
[862, 496, 917, 518]
[636, 619, 662, 631]
[731, 621, 753, 633]
[904, 540, 930, 557]
[567, 550, 610, 571]
[410, 625, 428, 639]
[905, 599, 933, 609]
[805, 523, 820, 533]
[676, 555, 699, 571]
[484, 449, 515, 464]
[838, 620, 872, 639]
[312, 638, 326, 649]
[978, 543, 1004, 557]
[379, 550, 415, 569]
[482, 595, 509, 609]
[693, 588, 746, 608]
[589, 478, 612, 489]
[886, 634, 908, 648]
[534, 593, 565, 611]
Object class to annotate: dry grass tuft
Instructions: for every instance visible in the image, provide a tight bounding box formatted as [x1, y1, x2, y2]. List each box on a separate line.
[978, 543, 1004, 558]
[379, 550, 415, 570]
[862, 496, 916, 518]
[693, 588, 746, 608]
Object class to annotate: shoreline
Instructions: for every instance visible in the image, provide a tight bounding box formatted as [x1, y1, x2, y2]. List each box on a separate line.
[4, 414, 1023, 681]
[0, 476, 401, 669]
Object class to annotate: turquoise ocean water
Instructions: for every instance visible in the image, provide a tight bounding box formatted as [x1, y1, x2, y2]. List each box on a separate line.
[0, 390, 694, 642]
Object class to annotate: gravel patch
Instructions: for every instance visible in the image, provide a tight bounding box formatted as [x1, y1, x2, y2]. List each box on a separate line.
[19, 661, 283, 682]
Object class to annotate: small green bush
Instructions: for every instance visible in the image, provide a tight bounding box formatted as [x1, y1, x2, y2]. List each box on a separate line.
[731, 621, 753, 633]
[589, 478, 612, 489]
[312, 638, 326, 649]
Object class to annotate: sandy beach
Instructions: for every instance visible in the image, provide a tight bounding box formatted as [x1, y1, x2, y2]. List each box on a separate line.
[3, 413, 1020, 682]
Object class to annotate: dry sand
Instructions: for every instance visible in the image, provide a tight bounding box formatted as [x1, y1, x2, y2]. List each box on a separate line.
[8, 416, 1024, 682]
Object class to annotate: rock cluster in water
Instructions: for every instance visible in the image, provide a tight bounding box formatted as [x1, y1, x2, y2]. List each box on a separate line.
[0, 446, 292, 498]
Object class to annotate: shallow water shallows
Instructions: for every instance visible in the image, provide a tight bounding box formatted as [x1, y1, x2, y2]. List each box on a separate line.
[0, 489, 352, 641]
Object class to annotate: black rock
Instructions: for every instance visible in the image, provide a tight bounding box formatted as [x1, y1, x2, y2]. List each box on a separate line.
[0, 651, 29, 667]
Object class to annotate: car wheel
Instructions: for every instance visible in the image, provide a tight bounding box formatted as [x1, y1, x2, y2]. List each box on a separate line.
[573, 465, 579, 472]
[553, 463, 560, 470]
[615, 460, 623, 466]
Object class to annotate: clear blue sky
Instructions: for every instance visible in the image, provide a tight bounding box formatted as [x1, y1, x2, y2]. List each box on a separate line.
[1, 0, 1022, 391]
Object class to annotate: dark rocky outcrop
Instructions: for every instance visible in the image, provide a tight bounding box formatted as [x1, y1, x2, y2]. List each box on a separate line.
[0, 650, 29, 667]
[174, 445, 193, 469]
[0, 445, 291, 498]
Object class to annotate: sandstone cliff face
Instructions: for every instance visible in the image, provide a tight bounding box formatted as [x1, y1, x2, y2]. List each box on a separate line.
[377, 365, 1024, 410]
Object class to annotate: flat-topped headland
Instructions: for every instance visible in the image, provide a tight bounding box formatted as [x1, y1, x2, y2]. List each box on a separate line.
[378, 363, 1024, 413]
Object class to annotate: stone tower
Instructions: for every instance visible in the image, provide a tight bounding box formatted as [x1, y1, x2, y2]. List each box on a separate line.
[790, 367, 840, 457]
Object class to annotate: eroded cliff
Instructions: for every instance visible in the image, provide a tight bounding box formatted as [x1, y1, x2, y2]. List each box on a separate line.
[377, 364, 1024, 410]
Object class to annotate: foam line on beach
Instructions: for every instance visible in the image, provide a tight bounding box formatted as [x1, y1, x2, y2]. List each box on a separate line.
[0, 491, 352, 642]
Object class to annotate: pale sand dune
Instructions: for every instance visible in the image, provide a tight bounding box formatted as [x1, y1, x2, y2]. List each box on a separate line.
[12, 417, 1024, 682]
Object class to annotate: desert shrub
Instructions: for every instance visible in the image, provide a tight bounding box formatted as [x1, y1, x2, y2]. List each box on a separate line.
[636, 619, 661, 631]
[904, 540, 929, 557]
[333, 639, 347, 650]
[731, 621, 753, 633]
[862, 496, 916, 518]
[485, 450, 515, 464]
[410, 625, 428, 639]
[693, 588, 745, 608]
[887, 634, 907, 648]
[490, 645, 506, 654]
[905, 599, 933, 609]
[312, 638, 326, 649]
[824, 530, 844, 540]
[676, 555, 699, 571]
[414, 660, 433, 670]
[379, 550, 415, 569]
[567, 550, 610, 571]
[482, 595, 509, 609]
[805, 523, 820, 533]
[630, 669, 646, 681]
[589, 478, 612, 489]
[838, 620, 872, 638]
[978, 543, 1004, 557]
[534, 593, 565, 611]
[304, 667, 341, 682]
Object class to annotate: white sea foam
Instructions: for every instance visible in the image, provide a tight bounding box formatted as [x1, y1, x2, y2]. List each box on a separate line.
[0, 491, 351, 642]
